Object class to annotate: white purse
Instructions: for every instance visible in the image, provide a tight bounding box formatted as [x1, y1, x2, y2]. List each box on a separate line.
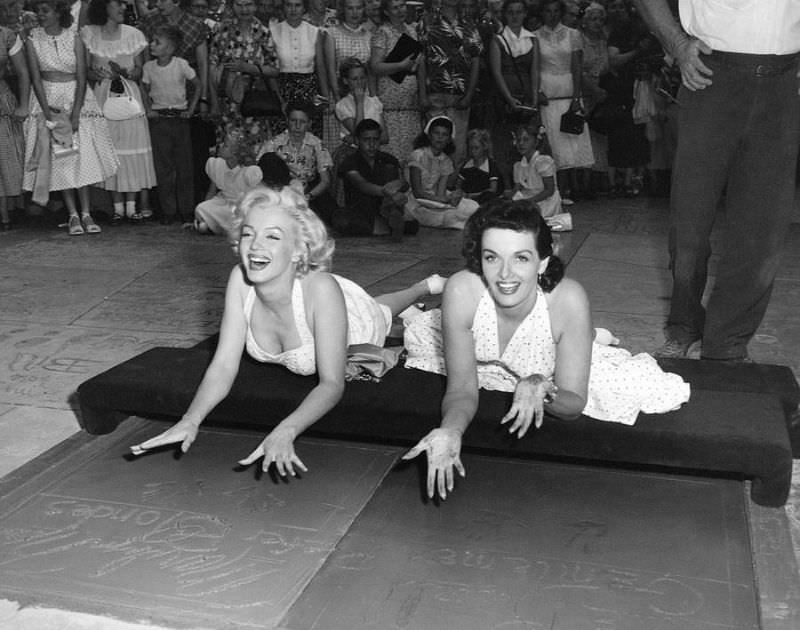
[102, 78, 143, 121]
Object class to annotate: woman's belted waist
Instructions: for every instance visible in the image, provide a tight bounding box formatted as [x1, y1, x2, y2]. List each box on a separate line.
[40, 71, 76, 82]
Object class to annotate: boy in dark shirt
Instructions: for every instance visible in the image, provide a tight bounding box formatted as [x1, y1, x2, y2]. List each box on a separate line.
[333, 119, 418, 240]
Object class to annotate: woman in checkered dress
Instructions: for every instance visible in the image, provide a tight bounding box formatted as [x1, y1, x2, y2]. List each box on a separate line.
[0, 25, 28, 230]
[321, 0, 372, 152]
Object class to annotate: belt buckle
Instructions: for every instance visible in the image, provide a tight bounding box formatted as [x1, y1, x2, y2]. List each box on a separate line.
[754, 64, 769, 77]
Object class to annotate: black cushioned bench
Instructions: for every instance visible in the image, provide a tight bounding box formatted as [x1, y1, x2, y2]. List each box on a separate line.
[77, 347, 799, 507]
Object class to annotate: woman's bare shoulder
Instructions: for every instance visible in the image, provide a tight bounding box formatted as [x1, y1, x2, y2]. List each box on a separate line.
[301, 271, 344, 305]
[225, 264, 251, 301]
[548, 276, 589, 308]
[443, 270, 484, 318]
[446, 269, 484, 293]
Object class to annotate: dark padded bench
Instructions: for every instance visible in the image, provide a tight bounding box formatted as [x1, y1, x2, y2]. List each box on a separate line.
[77, 346, 798, 507]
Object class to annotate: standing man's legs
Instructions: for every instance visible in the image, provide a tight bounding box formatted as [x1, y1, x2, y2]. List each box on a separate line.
[660, 58, 742, 354]
[658, 53, 800, 360]
[701, 56, 800, 360]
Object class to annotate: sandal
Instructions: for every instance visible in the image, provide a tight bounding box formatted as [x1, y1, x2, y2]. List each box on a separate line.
[110, 213, 124, 226]
[129, 212, 144, 222]
[82, 214, 102, 234]
[68, 214, 84, 235]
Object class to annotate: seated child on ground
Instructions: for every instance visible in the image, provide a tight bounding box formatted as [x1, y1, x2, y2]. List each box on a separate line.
[257, 101, 337, 225]
[457, 128, 503, 205]
[193, 130, 263, 234]
[508, 120, 563, 220]
[406, 116, 479, 230]
[333, 119, 417, 240]
[331, 57, 388, 205]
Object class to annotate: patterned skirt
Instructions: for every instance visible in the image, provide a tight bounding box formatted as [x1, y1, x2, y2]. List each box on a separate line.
[0, 79, 24, 197]
[93, 79, 157, 192]
[23, 80, 119, 192]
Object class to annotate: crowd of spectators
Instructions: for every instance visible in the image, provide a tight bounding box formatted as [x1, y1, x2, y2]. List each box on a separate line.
[0, 0, 680, 235]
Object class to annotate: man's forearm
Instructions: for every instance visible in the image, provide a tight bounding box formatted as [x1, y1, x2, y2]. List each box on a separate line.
[633, 0, 690, 59]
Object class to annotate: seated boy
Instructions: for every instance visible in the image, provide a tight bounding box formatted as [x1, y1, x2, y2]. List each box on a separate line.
[333, 119, 418, 240]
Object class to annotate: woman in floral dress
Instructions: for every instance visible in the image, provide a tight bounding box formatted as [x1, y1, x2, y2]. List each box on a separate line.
[369, 0, 420, 165]
[270, 0, 327, 137]
[210, 0, 281, 163]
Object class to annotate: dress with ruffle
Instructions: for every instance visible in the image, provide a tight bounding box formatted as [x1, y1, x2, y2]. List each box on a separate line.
[81, 24, 156, 192]
[404, 287, 690, 425]
[0, 27, 24, 197]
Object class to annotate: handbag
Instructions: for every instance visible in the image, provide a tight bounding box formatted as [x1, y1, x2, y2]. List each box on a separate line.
[497, 34, 534, 117]
[239, 69, 283, 118]
[560, 109, 586, 135]
[102, 77, 143, 121]
[384, 32, 422, 84]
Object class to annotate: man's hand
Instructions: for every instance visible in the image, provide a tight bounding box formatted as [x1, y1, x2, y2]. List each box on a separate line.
[673, 36, 713, 90]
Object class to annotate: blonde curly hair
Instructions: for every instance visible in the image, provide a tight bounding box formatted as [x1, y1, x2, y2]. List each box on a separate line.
[229, 186, 335, 276]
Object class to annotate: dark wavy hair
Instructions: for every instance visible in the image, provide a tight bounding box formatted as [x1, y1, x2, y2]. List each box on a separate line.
[462, 199, 564, 292]
[36, 0, 73, 28]
[285, 99, 314, 120]
[87, 0, 113, 25]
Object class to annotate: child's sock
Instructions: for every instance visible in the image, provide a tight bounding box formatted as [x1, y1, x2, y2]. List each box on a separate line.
[113, 201, 124, 217]
[125, 201, 136, 218]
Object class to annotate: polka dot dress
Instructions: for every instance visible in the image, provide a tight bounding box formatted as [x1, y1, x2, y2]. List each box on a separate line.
[405, 287, 690, 425]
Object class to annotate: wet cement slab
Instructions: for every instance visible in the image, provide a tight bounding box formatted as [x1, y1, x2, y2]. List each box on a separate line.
[281, 456, 757, 630]
[0, 419, 401, 629]
[0, 407, 80, 478]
